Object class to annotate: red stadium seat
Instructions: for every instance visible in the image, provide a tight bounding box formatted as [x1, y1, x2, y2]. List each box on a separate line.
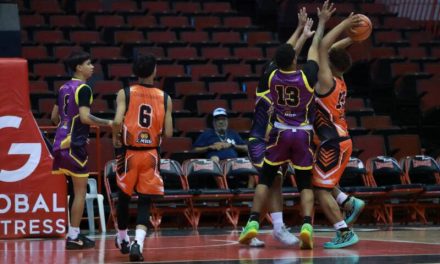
[352, 135, 386, 164]
[388, 134, 422, 161]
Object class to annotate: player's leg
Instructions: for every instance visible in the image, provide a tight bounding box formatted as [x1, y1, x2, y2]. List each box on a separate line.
[129, 149, 163, 261]
[66, 175, 95, 249]
[332, 187, 365, 226]
[289, 129, 315, 249]
[296, 169, 314, 249]
[313, 138, 358, 249]
[115, 148, 134, 255]
[57, 146, 95, 250]
[239, 161, 279, 244]
[128, 195, 150, 262]
[268, 170, 299, 246]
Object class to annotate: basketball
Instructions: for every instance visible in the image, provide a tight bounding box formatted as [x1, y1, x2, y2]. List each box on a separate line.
[346, 14, 372, 41]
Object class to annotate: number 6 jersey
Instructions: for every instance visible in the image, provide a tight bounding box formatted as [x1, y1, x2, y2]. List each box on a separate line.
[122, 84, 167, 148]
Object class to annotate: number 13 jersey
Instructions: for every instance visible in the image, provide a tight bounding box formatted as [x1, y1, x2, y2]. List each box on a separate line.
[263, 60, 318, 127]
[123, 84, 166, 148]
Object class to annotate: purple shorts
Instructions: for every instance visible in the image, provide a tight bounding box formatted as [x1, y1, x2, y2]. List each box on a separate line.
[52, 146, 89, 177]
[265, 127, 314, 169]
[247, 138, 266, 169]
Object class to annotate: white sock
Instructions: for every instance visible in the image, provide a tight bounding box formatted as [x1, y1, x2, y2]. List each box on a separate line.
[118, 229, 129, 242]
[334, 220, 348, 230]
[135, 228, 147, 250]
[270, 212, 284, 232]
[68, 226, 80, 239]
[336, 192, 349, 205]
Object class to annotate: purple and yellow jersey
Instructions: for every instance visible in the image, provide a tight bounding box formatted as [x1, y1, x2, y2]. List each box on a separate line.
[268, 67, 315, 127]
[53, 78, 93, 151]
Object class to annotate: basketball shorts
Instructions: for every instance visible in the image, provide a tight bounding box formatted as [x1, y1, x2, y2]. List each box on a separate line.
[52, 145, 89, 177]
[116, 148, 164, 196]
[312, 137, 352, 188]
[248, 137, 266, 170]
[264, 127, 314, 170]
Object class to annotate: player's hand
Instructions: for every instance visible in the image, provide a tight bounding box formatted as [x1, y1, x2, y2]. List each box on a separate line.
[317, 0, 336, 23]
[298, 7, 308, 28]
[112, 134, 122, 148]
[344, 13, 363, 30]
[302, 18, 315, 39]
[211, 142, 223, 150]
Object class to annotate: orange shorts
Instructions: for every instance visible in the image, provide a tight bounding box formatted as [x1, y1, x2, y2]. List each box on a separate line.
[312, 137, 352, 188]
[116, 148, 164, 196]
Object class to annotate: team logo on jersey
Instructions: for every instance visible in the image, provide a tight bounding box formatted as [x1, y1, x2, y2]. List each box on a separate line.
[136, 132, 152, 144]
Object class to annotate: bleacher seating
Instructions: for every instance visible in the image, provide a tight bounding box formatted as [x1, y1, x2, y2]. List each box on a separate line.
[23, 0, 440, 229]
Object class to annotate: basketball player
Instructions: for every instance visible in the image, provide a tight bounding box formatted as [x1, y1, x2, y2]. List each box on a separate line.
[245, 9, 314, 247]
[112, 54, 173, 261]
[51, 51, 113, 249]
[312, 13, 364, 248]
[239, 0, 334, 250]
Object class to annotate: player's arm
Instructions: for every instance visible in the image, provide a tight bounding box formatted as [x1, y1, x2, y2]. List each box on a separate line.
[307, 0, 335, 63]
[316, 14, 361, 94]
[286, 7, 307, 47]
[112, 89, 126, 147]
[294, 18, 314, 63]
[51, 104, 60, 125]
[163, 96, 173, 138]
[77, 85, 112, 127]
[331, 37, 354, 50]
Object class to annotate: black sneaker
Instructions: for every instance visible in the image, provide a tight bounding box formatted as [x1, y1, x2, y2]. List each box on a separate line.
[129, 241, 144, 262]
[115, 236, 130, 254]
[66, 234, 95, 250]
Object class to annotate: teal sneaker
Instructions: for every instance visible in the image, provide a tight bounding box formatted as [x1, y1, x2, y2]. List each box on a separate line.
[323, 230, 359, 249]
[238, 220, 259, 244]
[344, 197, 365, 226]
[299, 223, 313, 249]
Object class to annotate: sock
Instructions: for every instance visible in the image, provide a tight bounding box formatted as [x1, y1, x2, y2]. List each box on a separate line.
[118, 229, 129, 243]
[68, 226, 80, 240]
[135, 228, 147, 251]
[249, 212, 260, 222]
[334, 220, 348, 231]
[336, 192, 349, 205]
[270, 212, 284, 232]
[303, 216, 312, 225]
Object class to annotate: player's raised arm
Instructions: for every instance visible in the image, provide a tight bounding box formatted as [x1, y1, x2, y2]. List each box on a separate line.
[316, 14, 362, 94]
[307, 0, 335, 63]
[286, 7, 307, 47]
[294, 18, 315, 63]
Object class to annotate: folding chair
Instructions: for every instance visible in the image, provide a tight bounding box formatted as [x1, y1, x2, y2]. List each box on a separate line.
[182, 159, 234, 229]
[149, 159, 195, 230]
[366, 156, 425, 225]
[401, 155, 440, 224]
[221, 158, 259, 227]
[339, 157, 388, 225]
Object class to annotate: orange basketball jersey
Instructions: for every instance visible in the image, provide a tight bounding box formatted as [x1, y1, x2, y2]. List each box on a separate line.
[123, 84, 166, 148]
[314, 77, 349, 141]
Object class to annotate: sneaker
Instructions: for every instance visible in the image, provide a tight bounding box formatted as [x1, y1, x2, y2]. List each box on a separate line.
[299, 223, 313, 250]
[323, 230, 359, 249]
[344, 197, 365, 226]
[249, 237, 265, 248]
[66, 234, 95, 250]
[272, 225, 299, 246]
[129, 241, 144, 262]
[115, 236, 130, 254]
[238, 220, 259, 245]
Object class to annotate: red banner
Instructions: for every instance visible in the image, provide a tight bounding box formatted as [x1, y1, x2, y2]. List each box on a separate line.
[0, 58, 66, 238]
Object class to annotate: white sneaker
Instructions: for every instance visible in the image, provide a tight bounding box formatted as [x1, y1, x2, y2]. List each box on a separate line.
[272, 225, 299, 246]
[249, 237, 265, 247]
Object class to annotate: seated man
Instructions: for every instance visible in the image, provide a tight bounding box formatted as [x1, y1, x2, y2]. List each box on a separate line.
[193, 107, 248, 162]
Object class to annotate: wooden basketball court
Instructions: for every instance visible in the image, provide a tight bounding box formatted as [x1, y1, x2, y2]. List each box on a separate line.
[2, 226, 440, 263]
